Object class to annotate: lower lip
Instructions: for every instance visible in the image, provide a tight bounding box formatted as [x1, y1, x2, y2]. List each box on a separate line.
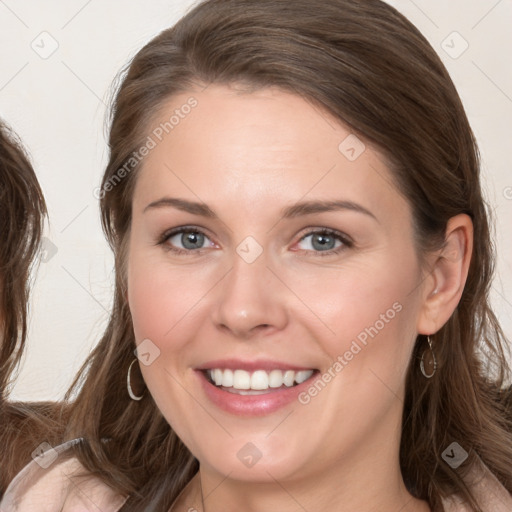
[196, 370, 318, 416]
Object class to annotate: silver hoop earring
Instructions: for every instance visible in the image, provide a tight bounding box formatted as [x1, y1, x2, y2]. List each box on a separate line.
[127, 359, 144, 401]
[420, 336, 437, 378]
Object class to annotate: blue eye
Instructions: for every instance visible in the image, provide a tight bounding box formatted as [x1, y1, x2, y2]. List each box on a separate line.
[296, 230, 350, 254]
[160, 228, 214, 253]
[158, 227, 351, 256]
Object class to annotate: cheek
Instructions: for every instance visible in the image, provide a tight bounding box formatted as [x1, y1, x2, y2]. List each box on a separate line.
[287, 263, 421, 456]
[288, 252, 420, 356]
[127, 253, 203, 432]
[127, 251, 208, 344]
[288, 252, 422, 427]
[128, 268, 170, 344]
[126, 247, 219, 408]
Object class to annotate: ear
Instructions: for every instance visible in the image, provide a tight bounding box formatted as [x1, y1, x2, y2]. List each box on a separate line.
[417, 214, 473, 335]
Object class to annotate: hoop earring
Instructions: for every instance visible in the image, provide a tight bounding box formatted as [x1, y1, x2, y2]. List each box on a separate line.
[127, 359, 144, 401]
[420, 336, 437, 378]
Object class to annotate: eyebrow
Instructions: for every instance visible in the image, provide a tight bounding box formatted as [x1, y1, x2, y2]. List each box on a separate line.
[281, 200, 377, 221]
[144, 197, 216, 217]
[144, 197, 377, 222]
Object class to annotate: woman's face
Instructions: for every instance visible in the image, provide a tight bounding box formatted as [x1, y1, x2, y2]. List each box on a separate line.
[127, 84, 429, 483]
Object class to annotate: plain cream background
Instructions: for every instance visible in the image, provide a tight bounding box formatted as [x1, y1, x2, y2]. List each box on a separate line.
[0, 0, 510, 401]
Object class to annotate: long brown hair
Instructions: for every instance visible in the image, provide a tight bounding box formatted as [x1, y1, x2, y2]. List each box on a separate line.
[0, 120, 48, 493]
[0, 121, 47, 397]
[66, 1, 512, 510]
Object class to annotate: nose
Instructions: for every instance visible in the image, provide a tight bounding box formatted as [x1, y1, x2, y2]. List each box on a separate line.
[211, 251, 288, 339]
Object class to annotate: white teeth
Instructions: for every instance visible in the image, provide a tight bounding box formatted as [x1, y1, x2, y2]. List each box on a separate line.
[213, 369, 223, 386]
[295, 370, 312, 384]
[268, 369, 283, 388]
[283, 370, 295, 387]
[233, 369, 251, 390]
[251, 370, 269, 390]
[206, 368, 314, 391]
[221, 369, 234, 387]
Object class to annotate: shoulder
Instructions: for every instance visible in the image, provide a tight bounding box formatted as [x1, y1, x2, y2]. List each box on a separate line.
[441, 458, 512, 512]
[0, 440, 127, 512]
[0, 401, 70, 496]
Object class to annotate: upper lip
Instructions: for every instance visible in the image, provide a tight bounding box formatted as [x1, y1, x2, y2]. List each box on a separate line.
[196, 358, 316, 372]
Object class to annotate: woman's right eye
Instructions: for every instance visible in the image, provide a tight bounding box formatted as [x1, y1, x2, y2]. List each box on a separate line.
[160, 228, 216, 254]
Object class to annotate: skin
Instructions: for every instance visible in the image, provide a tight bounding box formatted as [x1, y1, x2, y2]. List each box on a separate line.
[127, 84, 473, 512]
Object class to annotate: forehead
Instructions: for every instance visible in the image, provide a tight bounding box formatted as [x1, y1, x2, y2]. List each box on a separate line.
[132, 84, 410, 224]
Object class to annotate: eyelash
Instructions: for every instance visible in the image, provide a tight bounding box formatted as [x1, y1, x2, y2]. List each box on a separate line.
[157, 226, 353, 256]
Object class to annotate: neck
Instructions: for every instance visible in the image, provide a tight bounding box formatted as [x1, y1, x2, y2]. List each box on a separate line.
[173, 442, 430, 512]
[170, 399, 430, 512]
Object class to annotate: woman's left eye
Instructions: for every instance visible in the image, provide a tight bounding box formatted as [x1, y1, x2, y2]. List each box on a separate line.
[295, 230, 350, 254]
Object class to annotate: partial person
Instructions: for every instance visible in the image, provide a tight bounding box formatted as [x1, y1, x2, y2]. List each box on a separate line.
[0, 120, 67, 496]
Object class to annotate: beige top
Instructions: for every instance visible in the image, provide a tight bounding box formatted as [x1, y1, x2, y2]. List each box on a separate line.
[1, 440, 512, 512]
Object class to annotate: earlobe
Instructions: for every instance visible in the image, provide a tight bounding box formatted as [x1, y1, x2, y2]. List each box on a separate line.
[417, 214, 474, 335]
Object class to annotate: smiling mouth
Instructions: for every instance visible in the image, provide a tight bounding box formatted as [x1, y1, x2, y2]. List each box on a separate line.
[204, 368, 317, 395]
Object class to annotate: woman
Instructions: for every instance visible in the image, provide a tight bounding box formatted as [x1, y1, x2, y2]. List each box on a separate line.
[0, 121, 46, 402]
[0, 121, 66, 494]
[2, 0, 511, 510]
